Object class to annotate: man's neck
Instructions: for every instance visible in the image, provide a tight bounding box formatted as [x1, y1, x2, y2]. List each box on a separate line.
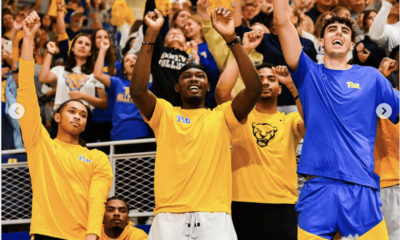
[316, 2, 331, 13]
[181, 99, 205, 109]
[105, 227, 124, 239]
[387, 14, 399, 25]
[255, 98, 278, 114]
[56, 131, 80, 145]
[324, 54, 350, 70]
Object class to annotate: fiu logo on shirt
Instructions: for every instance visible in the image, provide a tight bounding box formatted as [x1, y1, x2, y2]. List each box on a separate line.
[252, 123, 278, 148]
[64, 73, 89, 91]
[176, 115, 192, 124]
[117, 87, 134, 103]
[79, 155, 92, 164]
[347, 82, 361, 89]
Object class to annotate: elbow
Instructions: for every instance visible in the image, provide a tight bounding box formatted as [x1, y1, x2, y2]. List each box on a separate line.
[38, 75, 46, 83]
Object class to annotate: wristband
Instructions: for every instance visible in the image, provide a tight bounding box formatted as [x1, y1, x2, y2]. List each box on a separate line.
[226, 36, 242, 48]
[293, 95, 299, 101]
[12, 67, 19, 73]
[48, 51, 54, 56]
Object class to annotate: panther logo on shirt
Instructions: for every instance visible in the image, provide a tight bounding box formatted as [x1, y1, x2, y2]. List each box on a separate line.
[252, 123, 278, 147]
[64, 73, 89, 91]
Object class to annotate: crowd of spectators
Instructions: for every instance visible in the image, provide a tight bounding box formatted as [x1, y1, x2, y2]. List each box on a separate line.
[2, 0, 399, 152]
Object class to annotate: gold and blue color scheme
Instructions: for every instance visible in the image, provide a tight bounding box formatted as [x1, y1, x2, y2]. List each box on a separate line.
[289, 51, 399, 239]
[297, 177, 389, 239]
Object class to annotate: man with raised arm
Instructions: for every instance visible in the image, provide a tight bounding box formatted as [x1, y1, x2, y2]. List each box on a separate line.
[130, 7, 262, 240]
[215, 36, 306, 238]
[273, 0, 399, 239]
[18, 11, 113, 240]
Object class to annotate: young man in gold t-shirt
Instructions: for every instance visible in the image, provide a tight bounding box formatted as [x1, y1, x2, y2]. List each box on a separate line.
[215, 49, 305, 239]
[130, 6, 263, 240]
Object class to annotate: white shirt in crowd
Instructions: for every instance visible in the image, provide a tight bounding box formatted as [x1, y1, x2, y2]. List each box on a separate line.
[369, 0, 400, 55]
[50, 66, 105, 110]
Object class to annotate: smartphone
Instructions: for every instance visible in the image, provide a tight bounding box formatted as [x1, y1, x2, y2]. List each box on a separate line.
[3, 40, 12, 55]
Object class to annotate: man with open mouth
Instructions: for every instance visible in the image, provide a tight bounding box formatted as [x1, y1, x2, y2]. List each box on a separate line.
[274, 0, 399, 239]
[130, 6, 262, 240]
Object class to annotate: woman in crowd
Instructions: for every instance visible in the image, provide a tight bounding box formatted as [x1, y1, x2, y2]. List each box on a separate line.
[169, 9, 191, 32]
[40, 14, 55, 41]
[90, 28, 121, 149]
[183, 15, 220, 108]
[39, 35, 108, 143]
[94, 40, 154, 153]
[87, 0, 109, 29]
[353, 10, 386, 69]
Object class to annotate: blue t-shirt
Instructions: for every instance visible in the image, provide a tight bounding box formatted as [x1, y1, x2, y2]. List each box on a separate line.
[92, 61, 122, 123]
[291, 51, 399, 190]
[107, 76, 151, 140]
[198, 42, 221, 109]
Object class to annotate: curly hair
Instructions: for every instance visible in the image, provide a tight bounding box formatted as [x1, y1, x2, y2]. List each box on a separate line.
[320, 14, 356, 43]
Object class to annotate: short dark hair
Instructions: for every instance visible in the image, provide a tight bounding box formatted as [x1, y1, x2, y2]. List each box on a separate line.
[106, 196, 130, 212]
[176, 63, 208, 83]
[320, 15, 356, 42]
[256, 63, 275, 71]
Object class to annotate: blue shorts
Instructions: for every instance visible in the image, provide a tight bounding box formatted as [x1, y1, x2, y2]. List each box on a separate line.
[296, 177, 389, 240]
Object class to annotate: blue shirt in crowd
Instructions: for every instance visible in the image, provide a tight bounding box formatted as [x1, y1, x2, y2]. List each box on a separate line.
[107, 76, 151, 141]
[198, 42, 221, 109]
[290, 51, 399, 190]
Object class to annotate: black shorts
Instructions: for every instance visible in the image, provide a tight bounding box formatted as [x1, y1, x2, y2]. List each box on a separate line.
[231, 201, 297, 240]
[33, 234, 65, 240]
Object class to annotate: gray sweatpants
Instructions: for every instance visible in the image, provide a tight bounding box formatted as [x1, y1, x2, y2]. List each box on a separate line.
[381, 184, 400, 240]
[148, 212, 238, 240]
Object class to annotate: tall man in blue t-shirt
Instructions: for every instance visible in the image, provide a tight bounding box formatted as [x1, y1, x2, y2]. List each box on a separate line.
[273, 0, 399, 239]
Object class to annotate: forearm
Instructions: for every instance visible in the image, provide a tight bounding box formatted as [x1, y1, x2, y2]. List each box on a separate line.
[272, 0, 302, 72]
[81, 92, 108, 109]
[56, 11, 67, 36]
[234, 0, 243, 27]
[94, 50, 111, 88]
[286, 82, 304, 119]
[38, 54, 53, 83]
[130, 29, 158, 98]
[369, 1, 391, 41]
[215, 58, 239, 104]
[10, 28, 18, 42]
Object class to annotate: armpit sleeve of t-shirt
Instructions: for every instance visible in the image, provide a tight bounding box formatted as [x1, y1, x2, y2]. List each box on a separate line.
[141, 98, 171, 135]
[50, 65, 61, 76]
[288, 51, 316, 90]
[375, 72, 400, 124]
[290, 112, 303, 140]
[94, 77, 105, 89]
[106, 76, 119, 97]
[216, 101, 243, 132]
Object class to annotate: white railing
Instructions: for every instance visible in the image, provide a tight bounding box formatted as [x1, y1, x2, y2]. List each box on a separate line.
[1, 138, 157, 225]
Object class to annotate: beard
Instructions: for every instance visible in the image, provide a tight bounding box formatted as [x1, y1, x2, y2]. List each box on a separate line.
[111, 225, 124, 233]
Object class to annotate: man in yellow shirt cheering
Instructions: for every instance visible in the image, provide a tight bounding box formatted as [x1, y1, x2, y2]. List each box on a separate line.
[215, 53, 305, 239]
[130, 7, 262, 240]
[18, 12, 113, 240]
[101, 196, 148, 240]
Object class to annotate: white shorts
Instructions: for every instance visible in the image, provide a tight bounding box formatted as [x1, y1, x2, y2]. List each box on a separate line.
[148, 212, 238, 240]
[381, 184, 399, 240]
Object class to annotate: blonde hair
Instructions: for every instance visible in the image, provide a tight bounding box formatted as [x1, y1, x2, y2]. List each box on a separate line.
[187, 15, 205, 42]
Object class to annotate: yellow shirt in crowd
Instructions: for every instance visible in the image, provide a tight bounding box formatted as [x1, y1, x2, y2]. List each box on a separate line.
[232, 110, 302, 204]
[17, 60, 113, 239]
[374, 119, 399, 188]
[100, 222, 148, 240]
[143, 98, 242, 215]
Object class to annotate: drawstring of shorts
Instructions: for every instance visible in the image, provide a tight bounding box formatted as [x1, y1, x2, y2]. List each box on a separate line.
[183, 212, 200, 239]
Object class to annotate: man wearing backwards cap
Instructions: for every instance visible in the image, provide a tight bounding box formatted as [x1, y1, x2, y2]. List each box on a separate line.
[130, 7, 262, 240]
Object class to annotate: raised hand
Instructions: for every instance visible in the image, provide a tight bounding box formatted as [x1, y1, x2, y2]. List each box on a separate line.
[211, 7, 235, 42]
[22, 11, 41, 39]
[2, 50, 14, 66]
[356, 43, 370, 63]
[379, 57, 399, 77]
[272, 66, 293, 87]
[301, 0, 313, 6]
[243, 30, 263, 53]
[100, 40, 110, 52]
[46, 42, 57, 54]
[14, 18, 23, 31]
[56, 0, 64, 10]
[144, 9, 164, 32]
[197, 0, 210, 19]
